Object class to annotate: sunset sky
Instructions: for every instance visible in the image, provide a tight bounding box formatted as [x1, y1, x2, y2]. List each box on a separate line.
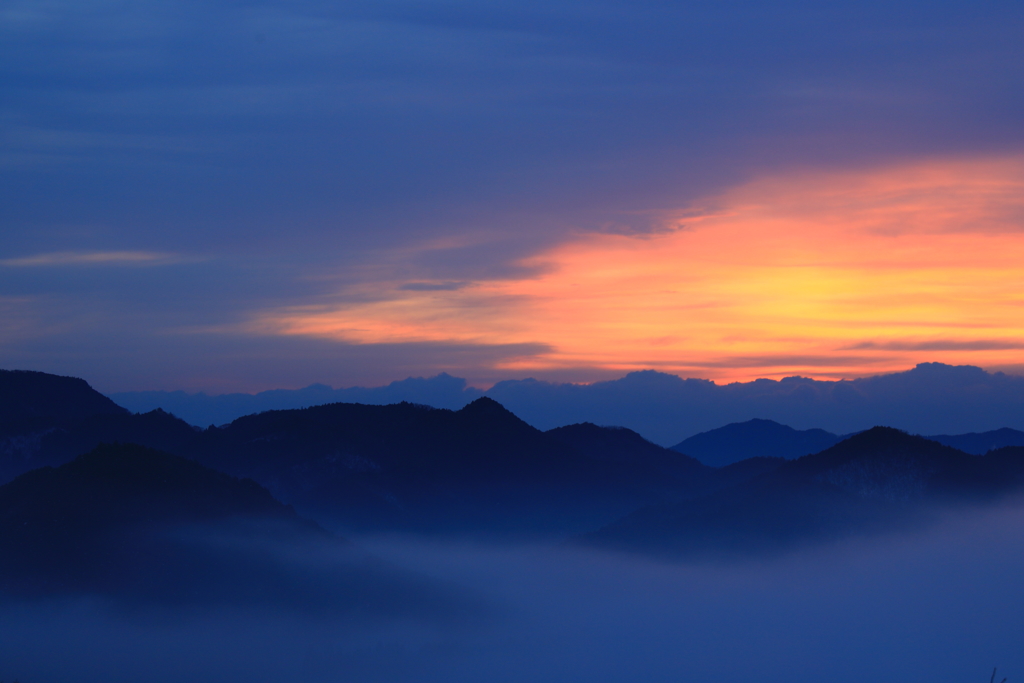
[2, 0, 1023, 392]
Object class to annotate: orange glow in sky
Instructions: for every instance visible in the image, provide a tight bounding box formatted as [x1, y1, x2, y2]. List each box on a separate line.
[250, 156, 1024, 382]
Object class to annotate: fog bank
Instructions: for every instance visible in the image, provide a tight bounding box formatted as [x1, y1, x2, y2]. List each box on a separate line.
[3, 502, 1023, 682]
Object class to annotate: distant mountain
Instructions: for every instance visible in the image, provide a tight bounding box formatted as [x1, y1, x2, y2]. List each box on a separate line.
[583, 428, 1024, 559]
[0, 443, 319, 599]
[670, 419, 842, 466]
[109, 373, 483, 427]
[484, 363, 1024, 445]
[670, 420, 1024, 466]
[106, 363, 1024, 446]
[926, 428, 1024, 455]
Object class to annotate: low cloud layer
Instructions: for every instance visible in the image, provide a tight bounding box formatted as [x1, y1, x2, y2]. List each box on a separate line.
[2, 501, 1022, 682]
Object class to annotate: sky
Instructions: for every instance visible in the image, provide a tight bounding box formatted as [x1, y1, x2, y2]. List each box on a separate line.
[2, 0, 1024, 393]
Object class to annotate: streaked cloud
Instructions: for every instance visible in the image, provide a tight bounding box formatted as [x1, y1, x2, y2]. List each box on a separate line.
[245, 156, 1024, 382]
[4, 0, 1024, 391]
[398, 282, 468, 292]
[0, 251, 186, 267]
[847, 340, 1024, 352]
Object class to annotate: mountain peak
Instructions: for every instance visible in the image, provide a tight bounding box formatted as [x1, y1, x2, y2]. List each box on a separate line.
[458, 396, 516, 417]
[824, 426, 924, 454]
[789, 425, 966, 475]
[672, 419, 841, 466]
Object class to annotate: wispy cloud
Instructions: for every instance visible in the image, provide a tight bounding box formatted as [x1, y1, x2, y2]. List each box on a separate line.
[398, 282, 468, 292]
[846, 340, 1024, 351]
[0, 251, 186, 267]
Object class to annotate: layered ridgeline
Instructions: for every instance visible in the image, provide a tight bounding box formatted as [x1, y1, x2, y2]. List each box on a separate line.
[1, 369, 748, 535]
[0, 442, 320, 601]
[585, 428, 1024, 558]
[671, 418, 1024, 466]
[0, 370, 201, 483]
[193, 400, 717, 533]
[0, 442, 463, 613]
[671, 419, 845, 466]
[5, 369, 1024, 556]
[109, 363, 1024, 445]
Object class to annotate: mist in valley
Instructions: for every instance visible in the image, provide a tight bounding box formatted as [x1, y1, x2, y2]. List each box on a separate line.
[1, 500, 1022, 683]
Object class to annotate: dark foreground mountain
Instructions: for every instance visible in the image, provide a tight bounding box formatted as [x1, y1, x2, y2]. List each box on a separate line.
[0, 406, 203, 483]
[0, 443, 465, 615]
[193, 400, 719, 535]
[671, 419, 843, 466]
[545, 422, 713, 484]
[583, 428, 1024, 559]
[0, 371, 720, 533]
[2, 370, 779, 535]
[0, 443, 314, 599]
[0, 369, 128, 423]
[0, 363, 201, 483]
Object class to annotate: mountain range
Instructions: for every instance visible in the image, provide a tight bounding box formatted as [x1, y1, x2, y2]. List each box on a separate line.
[670, 419, 1024, 465]
[1, 368, 763, 535]
[0, 441, 321, 600]
[108, 363, 1024, 444]
[585, 428, 1024, 558]
[4, 367, 1024, 600]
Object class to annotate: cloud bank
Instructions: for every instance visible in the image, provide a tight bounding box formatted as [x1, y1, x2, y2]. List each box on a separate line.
[2, 501, 1023, 682]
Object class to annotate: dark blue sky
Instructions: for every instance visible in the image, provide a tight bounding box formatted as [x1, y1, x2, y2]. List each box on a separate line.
[2, 0, 1023, 392]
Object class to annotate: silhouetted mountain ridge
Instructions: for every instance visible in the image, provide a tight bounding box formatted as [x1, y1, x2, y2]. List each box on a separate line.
[1, 369, 127, 424]
[9, 369, 1024, 550]
[194, 399, 715, 534]
[108, 363, 1024, 444]
[0, 443, 321, 598]
[669, 420, 1024, 465]
[110, 373, 483, 427]
[2, 370, 778, 535]
[0, 407, 201, 483]
[545, 423, 710, 482]
[927, 428, 1024, 455]
[671, 418, 843, 466]
[584, 428, 1024, 558]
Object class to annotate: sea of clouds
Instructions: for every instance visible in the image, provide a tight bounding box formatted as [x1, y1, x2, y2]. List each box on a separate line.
[2, 500, 1022, 683]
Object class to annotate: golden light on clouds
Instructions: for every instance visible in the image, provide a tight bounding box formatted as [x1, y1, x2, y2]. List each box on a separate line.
[252, 156, 1024, 381]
